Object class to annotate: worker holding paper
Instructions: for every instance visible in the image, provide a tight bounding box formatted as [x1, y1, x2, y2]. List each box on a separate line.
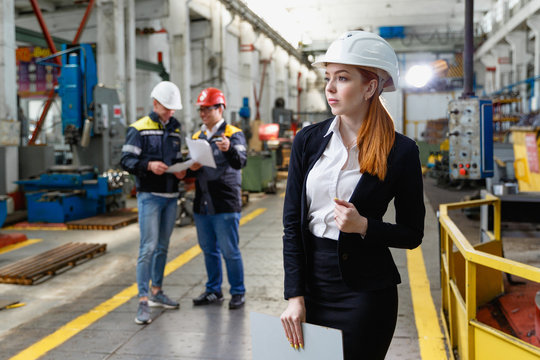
[121, 81, 184, 325]
[187, 87, 248, 310]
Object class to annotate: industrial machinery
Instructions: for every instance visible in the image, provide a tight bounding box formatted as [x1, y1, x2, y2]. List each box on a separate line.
[39, 43, 127, 172]
[16, 166, 125, 223]
[447, 98, 494, 180]
[16, 44, 128, 223]
[0, 196, 8, 228]
[511, 126, 540, 192]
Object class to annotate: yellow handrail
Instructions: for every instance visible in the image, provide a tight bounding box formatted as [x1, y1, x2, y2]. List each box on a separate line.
[439, 194, 540, 360]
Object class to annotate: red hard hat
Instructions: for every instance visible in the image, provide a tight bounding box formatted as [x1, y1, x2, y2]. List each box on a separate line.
[196, 87, 226, 108]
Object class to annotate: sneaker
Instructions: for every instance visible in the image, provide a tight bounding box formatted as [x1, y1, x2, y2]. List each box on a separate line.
[135, 301, 152, 325]
[229, 294, 245, 310]
[192, 291, 224, 306]
[148, 290, 179, 309]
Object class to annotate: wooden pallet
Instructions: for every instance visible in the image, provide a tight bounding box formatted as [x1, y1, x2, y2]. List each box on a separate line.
[0, 242, 107, 285]
[66, 209, 138, 230]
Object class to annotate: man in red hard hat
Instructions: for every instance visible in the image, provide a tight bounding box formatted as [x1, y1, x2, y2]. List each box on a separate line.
[188, 87, 248, 309]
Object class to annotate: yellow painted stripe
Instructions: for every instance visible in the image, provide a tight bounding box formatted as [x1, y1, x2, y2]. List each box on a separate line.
[240, 208, 266, 226]
[407, 246, 448, 359]
[10, 208, 266, 360]
[0, 239, 42, 255]
[3, 225, 67, 231]
[164, 244, 201, 277]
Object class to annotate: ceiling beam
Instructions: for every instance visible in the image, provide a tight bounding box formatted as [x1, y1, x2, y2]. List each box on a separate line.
[475, 0, 540, 59]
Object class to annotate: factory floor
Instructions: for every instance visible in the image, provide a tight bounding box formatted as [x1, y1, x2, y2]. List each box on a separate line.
[0, 177, 534, 359]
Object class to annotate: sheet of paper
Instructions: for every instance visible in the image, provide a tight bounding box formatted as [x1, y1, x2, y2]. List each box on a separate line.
[250, 312, 343, 360]
[185, 137, 216, 168]
[165, 138, 216, 173]
[165, 159, 194, 173]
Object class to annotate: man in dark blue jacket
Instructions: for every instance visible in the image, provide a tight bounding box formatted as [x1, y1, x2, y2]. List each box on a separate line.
[121, 81, 185, 324]
[188, 87, 248, 310]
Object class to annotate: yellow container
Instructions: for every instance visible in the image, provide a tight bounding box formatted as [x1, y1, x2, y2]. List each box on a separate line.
[511, 127, 540, 192]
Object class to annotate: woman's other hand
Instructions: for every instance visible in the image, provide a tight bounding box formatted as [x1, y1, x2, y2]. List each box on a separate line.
[334, 198, 368, 236]
[280, 296, 306, 349]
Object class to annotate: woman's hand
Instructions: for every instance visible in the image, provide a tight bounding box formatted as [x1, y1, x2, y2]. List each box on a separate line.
[334, 198, 368, 236]
[280, 296, 306, 349]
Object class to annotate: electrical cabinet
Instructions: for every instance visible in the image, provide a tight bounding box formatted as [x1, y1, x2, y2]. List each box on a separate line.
[448, 98, 494, 180]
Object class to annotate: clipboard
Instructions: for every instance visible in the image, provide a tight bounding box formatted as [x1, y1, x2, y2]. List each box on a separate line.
[250, 312, 343, 360]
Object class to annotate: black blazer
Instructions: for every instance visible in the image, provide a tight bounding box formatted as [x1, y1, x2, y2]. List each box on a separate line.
[283, 118, 425, 299]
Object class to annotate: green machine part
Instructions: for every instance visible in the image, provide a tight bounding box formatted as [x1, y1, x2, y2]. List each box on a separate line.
[241, 152, 277, 193]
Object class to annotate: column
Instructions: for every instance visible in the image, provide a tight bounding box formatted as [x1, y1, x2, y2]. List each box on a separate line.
[505, 31, 532, 111]
[490, 44, 512, 92]
[239, 21, 256, 120]
[480, 53, 497, 95]
[527, 15, 540, 111]
[124, 0, 136, 124]
[168, 0, 193, 134]
[97, 0, 126, 100]
[0, 0, 19, 194]
[0, 0, 16, 125]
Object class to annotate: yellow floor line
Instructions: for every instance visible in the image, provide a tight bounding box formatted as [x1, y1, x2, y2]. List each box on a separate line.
[3, 225, 67, 231]
[240, 207, 266, 225]
[0, 239, 42, 255]
[9, 208, 266, 360]
[407, 246, 448, 359]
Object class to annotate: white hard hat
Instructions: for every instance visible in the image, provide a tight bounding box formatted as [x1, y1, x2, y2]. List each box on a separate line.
[150, 81, 183, 110]
[312, 31, 399, 92]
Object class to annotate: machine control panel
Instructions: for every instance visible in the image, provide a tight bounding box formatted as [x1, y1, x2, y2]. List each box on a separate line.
[448, 98, 493, 180]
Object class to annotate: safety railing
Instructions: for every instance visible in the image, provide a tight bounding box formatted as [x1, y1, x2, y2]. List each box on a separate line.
[439, 193, 540, 360]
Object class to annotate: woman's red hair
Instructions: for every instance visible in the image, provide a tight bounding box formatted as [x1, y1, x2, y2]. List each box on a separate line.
[355, 68, 395, 181]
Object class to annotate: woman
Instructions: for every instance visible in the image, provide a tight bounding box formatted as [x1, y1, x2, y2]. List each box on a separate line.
[280, 31, 425, 359]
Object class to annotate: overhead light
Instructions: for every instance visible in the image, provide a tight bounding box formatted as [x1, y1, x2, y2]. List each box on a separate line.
[406, 64, 433, 88]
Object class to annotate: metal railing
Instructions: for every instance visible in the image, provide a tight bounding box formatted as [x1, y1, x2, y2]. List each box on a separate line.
[439, 193, 540, 360]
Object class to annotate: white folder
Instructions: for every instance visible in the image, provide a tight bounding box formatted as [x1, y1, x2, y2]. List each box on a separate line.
[250, 312, 343, 360]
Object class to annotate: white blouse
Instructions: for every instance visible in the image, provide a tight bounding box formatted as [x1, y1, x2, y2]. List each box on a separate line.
[306, 116, 362, 240]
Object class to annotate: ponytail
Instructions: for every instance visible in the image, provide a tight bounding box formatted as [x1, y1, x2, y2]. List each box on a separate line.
[355, 68, 395, 181]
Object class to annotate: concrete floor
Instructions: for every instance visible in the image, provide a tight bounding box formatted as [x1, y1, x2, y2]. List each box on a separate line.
[0, 180, 446, 359]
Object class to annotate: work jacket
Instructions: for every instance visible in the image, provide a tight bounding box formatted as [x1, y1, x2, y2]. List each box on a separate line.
[121, 112, 182, 193]
[283, 118, 425, 299]
[190, 121, 247, 214]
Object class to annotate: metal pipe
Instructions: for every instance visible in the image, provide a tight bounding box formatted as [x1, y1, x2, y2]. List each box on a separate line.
[72, 0, 96, 44]
[28, 0, 61, 145]
[29, 90, 56, 145]
[216, 0, 309, 67]
[253, 60, 269, 120]
[28, 0, 60, 65]
[463, 0, 474, 97]
[28, 0, 97, 145]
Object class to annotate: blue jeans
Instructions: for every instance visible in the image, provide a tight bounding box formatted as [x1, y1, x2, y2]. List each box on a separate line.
[136, 192, 178, 298]
[193, 212, 245, 295]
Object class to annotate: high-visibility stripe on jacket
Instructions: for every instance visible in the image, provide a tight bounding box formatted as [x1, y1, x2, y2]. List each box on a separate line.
[121, 112, 182, 193]
[190, 122, 247, 214]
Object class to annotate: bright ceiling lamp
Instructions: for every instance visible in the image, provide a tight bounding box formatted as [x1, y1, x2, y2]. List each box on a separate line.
[406, 64, 433, 88]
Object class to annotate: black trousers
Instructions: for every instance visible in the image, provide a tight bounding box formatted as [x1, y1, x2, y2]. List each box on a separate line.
[305, 235, 398, 360]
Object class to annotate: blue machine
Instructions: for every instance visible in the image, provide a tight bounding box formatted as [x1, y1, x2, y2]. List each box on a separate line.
[448, 98, 494, 180]
[16, 166, 122, 223]
[23, 45, 127, 223]
[38, 44, 98, 144]
[0, 197, 7, 228]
